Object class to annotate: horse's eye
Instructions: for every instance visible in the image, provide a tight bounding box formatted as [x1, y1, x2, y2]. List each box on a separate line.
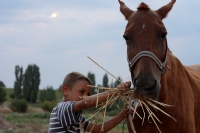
[161, 32, 167, 38]
[123, 35, 129, 41]
[123, 35, 132, 45]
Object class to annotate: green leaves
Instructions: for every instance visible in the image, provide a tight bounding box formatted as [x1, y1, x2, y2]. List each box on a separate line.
[39, 86, 56, 102]
[14, 65, 23, 99]
[0, 86, 6, 105]
[23, 64, 40, 103]
[87, 72, 96, 95]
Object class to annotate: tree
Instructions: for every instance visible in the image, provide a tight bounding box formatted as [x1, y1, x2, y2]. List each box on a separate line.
[87, 72, 96, 95]
[45, 86, 56, 101]
[58, 85, 62, 92]
[114, 76, 122, 88]
[23, 64, 40, 103]
[39, 86, 56, 102]
[39, 89, 45, 102]
[102, 73, 109, 87]
[14, 65, 23, 99]
[0, 86, 6, 105]
[0, 81, 6, 88]
[100, 73, 109, 93]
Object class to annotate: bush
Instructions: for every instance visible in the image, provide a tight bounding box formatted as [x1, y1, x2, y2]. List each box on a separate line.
[9, 99, 28, 113]
[0, 80, 6, 88]
[39, 86, 56, 102]
[40, 101, 57, 112]
[0, 86, 7, 105]
[9, 93, 15, 99]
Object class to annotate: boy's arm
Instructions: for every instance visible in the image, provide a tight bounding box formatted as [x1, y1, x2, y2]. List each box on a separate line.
[74, 81, 131, 112]
[87, 105, 130, 133]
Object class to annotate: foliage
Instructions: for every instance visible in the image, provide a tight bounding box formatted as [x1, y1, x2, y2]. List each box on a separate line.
[0, 80, 6, 87]
[114, 76, 122, 88]
[40, 101, 57, 112]
[14, 65, 23, 99]
[0, 86, 7, 105]
[39, 86, 56, 102]
[9, 99, 28, 113]
[87, 71, 96, 95]
[102, 73, 109, 87]
[23, 64, 40, 103]
[9, 93, 15, 99]
[100, 73, 109, 93]
[58, 85, 62, 92]
[106, 99, 124, 112]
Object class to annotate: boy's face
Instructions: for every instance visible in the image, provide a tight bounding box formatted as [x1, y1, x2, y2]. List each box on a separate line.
[63, 80, 92, 102]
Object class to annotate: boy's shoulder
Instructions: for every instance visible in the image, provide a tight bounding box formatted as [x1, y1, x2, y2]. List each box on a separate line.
[56, 101, 76, 108]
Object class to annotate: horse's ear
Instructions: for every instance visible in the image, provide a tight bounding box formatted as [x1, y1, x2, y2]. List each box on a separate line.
[155, 0, 176, 20]
[118, 0, 134, 20]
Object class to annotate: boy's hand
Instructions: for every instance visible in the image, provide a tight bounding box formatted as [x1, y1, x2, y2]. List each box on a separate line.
[121, 103, 134, 118]
[117, 81, 131, 90]
[116, 81, 131, 95]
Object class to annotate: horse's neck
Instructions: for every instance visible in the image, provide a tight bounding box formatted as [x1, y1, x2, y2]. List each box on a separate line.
[159, 52, 188, 103]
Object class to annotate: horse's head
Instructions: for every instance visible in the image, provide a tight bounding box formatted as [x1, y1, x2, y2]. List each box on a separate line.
[119, 0, 175, 100]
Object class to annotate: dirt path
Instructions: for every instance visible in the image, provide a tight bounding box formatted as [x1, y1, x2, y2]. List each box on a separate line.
[0, 117, 17, 130]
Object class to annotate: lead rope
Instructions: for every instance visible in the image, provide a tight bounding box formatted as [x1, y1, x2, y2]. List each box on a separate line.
[129, 100, 139, 133]
[122, 100, 138, 133]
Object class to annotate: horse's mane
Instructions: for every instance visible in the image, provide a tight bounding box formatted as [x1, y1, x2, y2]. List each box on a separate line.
[137, 2, 150, 11]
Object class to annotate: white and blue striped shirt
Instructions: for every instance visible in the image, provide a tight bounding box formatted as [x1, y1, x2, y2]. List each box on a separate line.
[48, 101, 90, 133]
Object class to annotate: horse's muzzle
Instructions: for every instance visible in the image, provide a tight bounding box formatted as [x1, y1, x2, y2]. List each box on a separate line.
[133, 77, 160, 100]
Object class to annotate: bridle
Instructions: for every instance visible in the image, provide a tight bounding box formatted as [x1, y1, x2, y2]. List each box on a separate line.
[128, 38, 168, 76]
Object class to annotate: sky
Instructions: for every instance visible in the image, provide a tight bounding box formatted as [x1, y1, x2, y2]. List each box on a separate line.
[1, 0, 200, 89]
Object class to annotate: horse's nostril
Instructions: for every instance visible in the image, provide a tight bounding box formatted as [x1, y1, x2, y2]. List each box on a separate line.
[144, 80, 157, 90]
[133, 77, 138, 86]
[136, 79, 141, 85]
[134, 77, 157, 90]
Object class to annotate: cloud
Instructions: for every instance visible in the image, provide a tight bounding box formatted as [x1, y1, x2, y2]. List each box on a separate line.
[168, 34, 200, 65]
[1, 0, 200, 89]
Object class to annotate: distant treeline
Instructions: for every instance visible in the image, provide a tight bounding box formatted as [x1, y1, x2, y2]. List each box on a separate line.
[0, 64, 122, 113]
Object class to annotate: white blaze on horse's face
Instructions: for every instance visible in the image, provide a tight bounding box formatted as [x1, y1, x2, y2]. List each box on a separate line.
[142, 24, 145, 29]
[119, 0, 176, 100]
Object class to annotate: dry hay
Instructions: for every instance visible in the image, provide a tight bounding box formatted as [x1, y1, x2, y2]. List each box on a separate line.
[86, 56, 177, 133]
[0, 106, 13, 114]
[27, 105, 44, 113]
[83, 86, 176, 133]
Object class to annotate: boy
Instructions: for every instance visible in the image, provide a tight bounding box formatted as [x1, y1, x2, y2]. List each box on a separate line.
[48, 72, 131, 133]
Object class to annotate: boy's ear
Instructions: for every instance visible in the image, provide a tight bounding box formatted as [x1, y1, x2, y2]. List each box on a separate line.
[62, 84, 69, 96]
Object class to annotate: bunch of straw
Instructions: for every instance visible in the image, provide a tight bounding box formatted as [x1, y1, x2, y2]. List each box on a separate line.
[83, 85, 176, 133]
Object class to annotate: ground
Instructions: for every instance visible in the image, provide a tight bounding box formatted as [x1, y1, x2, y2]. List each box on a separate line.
[0, 117, 17, 130]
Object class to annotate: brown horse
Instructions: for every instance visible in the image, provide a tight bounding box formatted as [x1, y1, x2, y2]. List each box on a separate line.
[118, 0, 200, 132]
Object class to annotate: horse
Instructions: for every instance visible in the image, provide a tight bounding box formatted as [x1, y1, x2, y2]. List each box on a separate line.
[118, 0, 200, 132]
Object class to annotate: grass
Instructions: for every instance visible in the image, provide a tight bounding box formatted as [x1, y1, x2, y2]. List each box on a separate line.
[0, 112, 50, 133]
[5, 88, 14, 101]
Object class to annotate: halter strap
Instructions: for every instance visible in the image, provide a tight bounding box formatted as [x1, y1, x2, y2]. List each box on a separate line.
[128, 38, 168, 75]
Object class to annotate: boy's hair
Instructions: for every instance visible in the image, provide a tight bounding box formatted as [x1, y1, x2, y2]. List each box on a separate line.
[62, 72, 92, 89]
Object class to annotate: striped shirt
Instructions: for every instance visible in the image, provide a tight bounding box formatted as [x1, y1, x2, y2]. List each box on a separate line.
[48, 101, 90, 133]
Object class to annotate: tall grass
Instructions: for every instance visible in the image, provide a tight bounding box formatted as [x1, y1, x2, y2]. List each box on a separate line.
[0, 112, 50, 133]
[2, 112, 50, 124]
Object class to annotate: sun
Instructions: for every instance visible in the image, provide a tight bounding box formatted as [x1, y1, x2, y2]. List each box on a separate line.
[51, 13, 57, 18]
